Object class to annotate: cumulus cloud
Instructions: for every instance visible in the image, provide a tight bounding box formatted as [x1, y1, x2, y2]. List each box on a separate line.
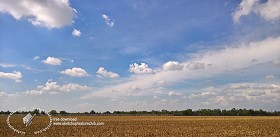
[42, 56, 62, 65]
[0, 0, 76, 29]
[162, 61, 205, 71]
[60, 67, 89, 77]
[23, 81, 90, 95]
[168, 91, 182, 96]
[72, 28, 81, 37]
[102, 14, 114, 27]
[82, 36, 280, 99]
[270, 84, 280, 89]
[232, 0, 280, 23]
[0, 71, 22, 82]
[162, 61, 183, 71]
[129, 63, 153, 74]
[96, 67, 119, 78]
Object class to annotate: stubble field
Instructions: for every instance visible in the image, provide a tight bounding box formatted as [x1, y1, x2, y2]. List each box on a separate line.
[1, 116, 280, 136]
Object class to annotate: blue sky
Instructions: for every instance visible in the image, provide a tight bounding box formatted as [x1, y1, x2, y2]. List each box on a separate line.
[0, 0, 280, 112]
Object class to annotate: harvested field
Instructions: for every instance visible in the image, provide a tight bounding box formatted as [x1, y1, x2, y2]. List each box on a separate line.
[1, 116, 280, 136]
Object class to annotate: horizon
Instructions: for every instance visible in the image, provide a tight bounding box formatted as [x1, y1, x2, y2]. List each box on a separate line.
[0, 0, 280, 112]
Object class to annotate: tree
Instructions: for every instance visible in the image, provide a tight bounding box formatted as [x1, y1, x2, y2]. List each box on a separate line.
[103, 111, 111, 114]
[49, 110, 57, 115]
[59, 110, 68, 114]
[32, 109, 40, 115]
[90, 110, 96, 114]
[182, 109, 193, 116]
[41, 111, 46, 115]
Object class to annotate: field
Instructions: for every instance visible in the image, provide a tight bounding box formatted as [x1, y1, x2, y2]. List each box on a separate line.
[1, 116, 280, 136]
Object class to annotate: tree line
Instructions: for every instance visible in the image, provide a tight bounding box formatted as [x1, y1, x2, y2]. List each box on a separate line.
[1, 108, 280, 116]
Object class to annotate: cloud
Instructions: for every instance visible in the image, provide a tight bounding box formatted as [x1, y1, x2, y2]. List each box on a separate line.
[23, 81, 90, 95]
[0, 71, 22, 82]
[0, 0, 76, 29]
[82, 36, 280, 99]
[188, 87, 215, 98]
[270, 84, 280, 89]
[181, 82, 280, 109]
[265, 75, 275, 80]
[102, 14, 114, 27]
[188, 82, 280, 106]
[168, 91, 182, 96]
[0, 63, 16, 68]
[162, 61, 205, 71]
[72, 28, 81, 37]
[153, 80, 165, 86]
[96, 67, 119, 78]
[185, 62, 205, 70]
[230, 83, 251, 89]
[60, 67, 89, 77]
[272, 58, 280, 65]
[33, 56, 40, 60]
[129, 63, 153, 74]
[232, 0, 280, 23]
[42, 56, 62, 65]
[162, 61, 183, 71]
[0, 92, 8, 97]
[189, 91, 215, 98]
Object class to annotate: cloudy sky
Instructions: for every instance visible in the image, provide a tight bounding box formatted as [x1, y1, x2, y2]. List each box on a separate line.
[0, 0, 280, 112]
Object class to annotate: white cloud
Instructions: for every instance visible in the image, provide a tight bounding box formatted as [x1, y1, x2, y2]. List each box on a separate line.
[102, 14, 114, 27]
[230, 83, 250, 89]
[232, 0, 280, 23]
[257, 0, 280, 21]
[189, 89, 216, 98]
[153, 80, 165, 86]
[72, 28, 81, 37]
[129, 63, 153, 74]
[185, 62, 205, 70]
[270, 84, 280, 89]
[0, 63, 16, 68]
[23, 81, 90, 95]
[201, 91, 215, 96]
[0, 71, 22, 82]
[272, 58, 280, 65]
[162, 61, 205, 71]
[96, 67, 119, 78]
[186, 82, 280, 107]
[0, 0, 76, 29]
[162, 61, 183, 71]
[265, 75, 275, 79]
[33, 56, 40, 60]
[42, 56, 62, 65]
[213, 96, 227, 105]
[232, 0, 257, 23]
[168, 91, 182, 96]
[60, 67, 89, 77]
[82, 36, 280, 99]
[0, 92, 8, 97]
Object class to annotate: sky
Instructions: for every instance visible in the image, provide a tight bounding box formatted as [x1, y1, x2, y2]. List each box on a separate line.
[0, 0, 280, 112]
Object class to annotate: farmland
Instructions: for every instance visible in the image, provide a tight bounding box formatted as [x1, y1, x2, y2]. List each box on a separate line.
[1, 116, 280, 136]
